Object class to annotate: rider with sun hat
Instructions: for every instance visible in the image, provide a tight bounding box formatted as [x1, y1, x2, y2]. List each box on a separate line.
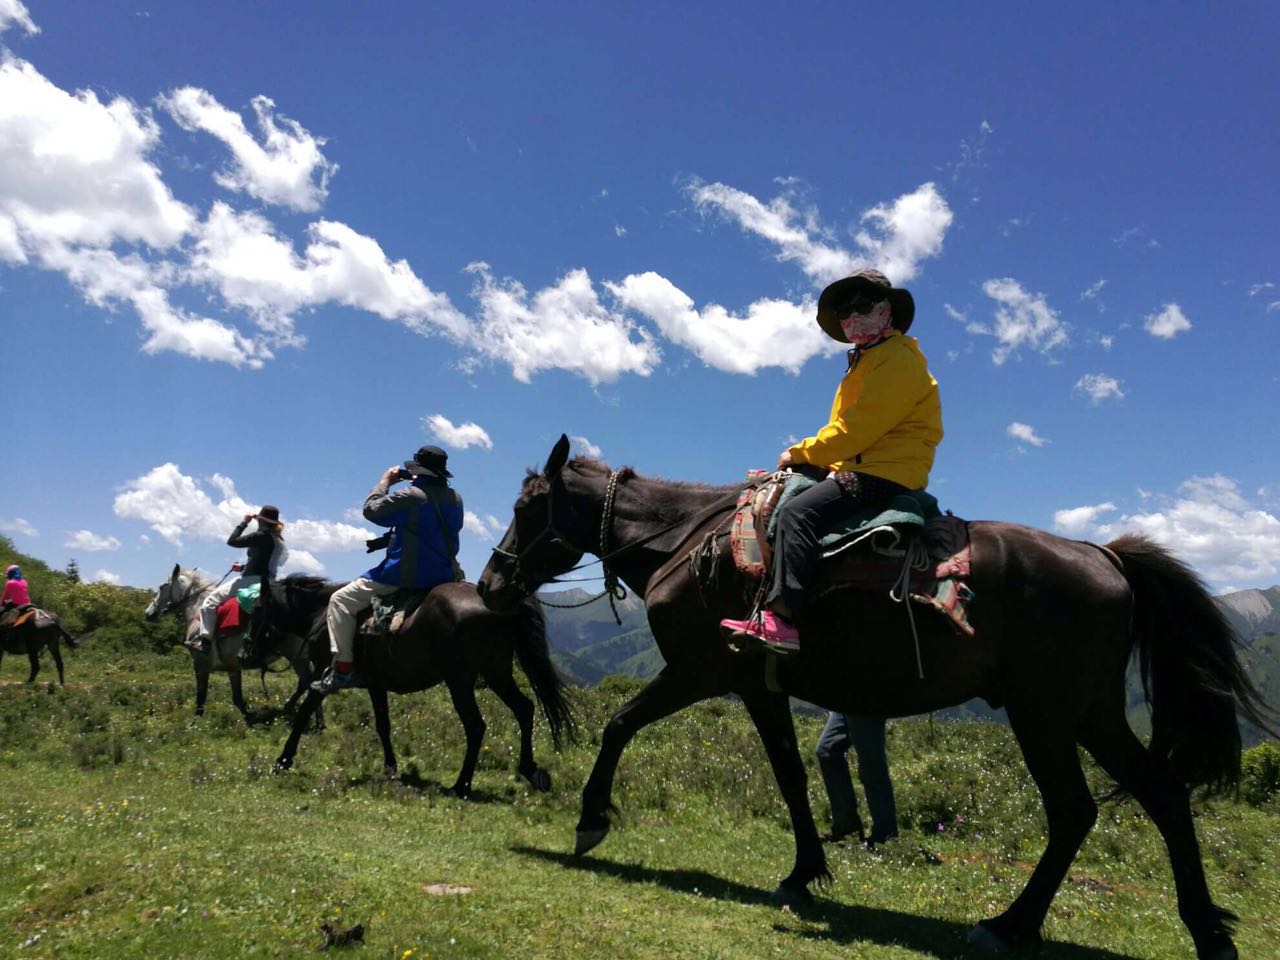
[721, 268, 943, 653]
[192, 507, 288, 651]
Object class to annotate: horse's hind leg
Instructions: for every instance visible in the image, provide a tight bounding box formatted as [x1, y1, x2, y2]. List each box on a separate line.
[368, 687, 398, 778]
[1081, 711, 1238, 960]
[228, 670, 250, 720]
[971, 706, 1096, 953]
[273, 689, 325, 773]
[445, 674, 486, 798]
[25, 648, 40, 683]
[49, 637, 65, 685]
[194, 660, 210, 716]
[485, 666, 547, 790]
[739, 688, 830, 907]
[577, 667, 724, 856]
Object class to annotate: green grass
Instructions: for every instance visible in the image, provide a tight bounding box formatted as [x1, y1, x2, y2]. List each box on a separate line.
[1, 649, 1278, 959]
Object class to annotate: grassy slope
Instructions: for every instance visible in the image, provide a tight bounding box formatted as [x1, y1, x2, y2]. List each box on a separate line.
[2, 650, 1278, 960]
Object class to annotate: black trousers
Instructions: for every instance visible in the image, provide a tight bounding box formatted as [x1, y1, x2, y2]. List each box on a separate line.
[766, 466, 907, 618]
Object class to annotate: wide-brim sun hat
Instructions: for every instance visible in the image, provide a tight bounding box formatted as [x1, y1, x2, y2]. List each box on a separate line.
[254, 505, 282, 525]
[816, 268, 916, 342]
[404, 445, 452, 479]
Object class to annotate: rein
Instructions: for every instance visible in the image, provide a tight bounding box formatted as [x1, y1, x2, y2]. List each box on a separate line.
[494, 470, 741, 623]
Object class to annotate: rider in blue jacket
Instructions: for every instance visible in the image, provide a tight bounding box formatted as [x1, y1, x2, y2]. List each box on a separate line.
[312, 445, 465, 693]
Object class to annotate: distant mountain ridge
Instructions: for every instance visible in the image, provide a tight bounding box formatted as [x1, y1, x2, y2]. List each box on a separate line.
[1216, 586, 1280, 641]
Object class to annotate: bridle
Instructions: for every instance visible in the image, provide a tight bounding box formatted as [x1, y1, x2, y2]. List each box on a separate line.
[491, 469, 740, 623]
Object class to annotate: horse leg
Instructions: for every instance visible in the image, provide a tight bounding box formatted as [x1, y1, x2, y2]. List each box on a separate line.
[194, 656, 210, 716]
[228, 670, 249, 720]
[485, 667, 547, 791]
[368, 687, 398, 778]
[445, 674, 486, 799]
[282, 655, 309, 714]
[738, 689, 831, 907]
[25, 647, 39, 683]
[970, 707, 1096, 953]
[49, 635, 65, 685]
[1081, 712, 1239, 960]
[273, 689, 326, 773]
[577, 667, 724, 856]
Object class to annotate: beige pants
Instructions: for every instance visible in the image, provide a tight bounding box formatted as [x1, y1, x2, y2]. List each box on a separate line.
[326, 578, 398, 662]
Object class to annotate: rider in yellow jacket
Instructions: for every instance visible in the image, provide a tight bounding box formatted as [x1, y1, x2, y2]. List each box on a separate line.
[722, 268, 943, 653]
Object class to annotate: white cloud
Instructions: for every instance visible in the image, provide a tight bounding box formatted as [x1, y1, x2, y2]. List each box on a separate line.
[1247, 282, 1273, 297]
[1052, 502, 1117, 536]
[1007, 422, 1048, 448]
[1144, 302, 1191, 339]
[973, 278, 1067, 364]
[423, 414, 493, 451]
[281, 549, 325, 575]
[65, 529, 122, 552]
[467, 262, 658, 384]
[943, 303, 967, 324]
[113, 463, 370, 554]
[1269, 301, 1280, 313]
[0, 517, 38, 537]
[91, 569, 121, 585]
[609, 271, 836, 375]
[572, 435, 603, 459]
[0, 0, 37, 34]
[1099, 334, 1114, 350]
[1074, 373, 1125, 403]
[688, 180, 952, 285]
[1080, 278, 1106, 301]
[614, 225, 627, 238]
[191, 202, 469, 344]
[1056, 477, 1280, 585]
[463, 510, 506, 541]
[161, 88, 337, 212]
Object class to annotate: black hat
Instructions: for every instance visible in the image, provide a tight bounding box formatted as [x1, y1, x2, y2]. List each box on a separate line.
[255, 505, 282, 525]
[404, 445, 452, 479]
[816, 268, 916, 342]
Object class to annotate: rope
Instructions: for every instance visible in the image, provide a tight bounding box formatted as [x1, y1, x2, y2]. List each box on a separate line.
[889, 538, 931, 680]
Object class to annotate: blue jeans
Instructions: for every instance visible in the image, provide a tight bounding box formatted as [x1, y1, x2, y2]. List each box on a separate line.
[815, 712, 898, 843]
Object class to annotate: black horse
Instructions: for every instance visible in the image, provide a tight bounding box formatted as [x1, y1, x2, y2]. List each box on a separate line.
[0, 606, 78, 684]
[477, 435, 1275, 960]
[272, 577, 575, 797]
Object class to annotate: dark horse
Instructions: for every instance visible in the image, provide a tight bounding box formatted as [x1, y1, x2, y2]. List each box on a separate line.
[0, 606, 79, 683]
[477, 435, 1275, 960]
[273, 577, 575, 797]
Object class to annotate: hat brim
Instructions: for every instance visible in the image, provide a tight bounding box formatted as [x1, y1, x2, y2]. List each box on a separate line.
[816, 277, 915, 342]
[403, 459, 452, 479]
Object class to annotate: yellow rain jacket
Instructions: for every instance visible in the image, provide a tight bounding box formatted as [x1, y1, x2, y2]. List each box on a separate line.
[787, 330, 942, 490]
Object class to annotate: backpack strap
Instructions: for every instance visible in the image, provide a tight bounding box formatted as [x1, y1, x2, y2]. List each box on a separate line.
[429, 496, 466, 582]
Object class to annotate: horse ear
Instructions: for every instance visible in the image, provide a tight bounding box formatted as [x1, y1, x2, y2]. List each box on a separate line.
[171, 562, 181, 581]
[544, 434, 571, 477]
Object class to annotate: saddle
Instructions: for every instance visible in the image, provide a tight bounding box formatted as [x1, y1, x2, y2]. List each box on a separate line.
[1, 604, 53, 631]
[359, 588, 428, 637]
[729, 470, 975, 637]
[213, 583, 264, 638]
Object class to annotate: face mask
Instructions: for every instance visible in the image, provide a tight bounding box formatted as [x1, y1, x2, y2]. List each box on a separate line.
[839, 300, 893, 345]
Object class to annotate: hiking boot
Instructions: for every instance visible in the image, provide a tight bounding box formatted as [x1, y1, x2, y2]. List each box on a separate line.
[310, 667, 363, 694]
[719, 610, 801, 654]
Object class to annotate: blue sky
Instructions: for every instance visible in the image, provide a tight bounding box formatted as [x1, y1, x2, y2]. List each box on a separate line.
[2, 0, 1278, 594]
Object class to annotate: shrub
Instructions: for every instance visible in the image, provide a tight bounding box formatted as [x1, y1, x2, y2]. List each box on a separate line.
[1240, 741, 1280, 807]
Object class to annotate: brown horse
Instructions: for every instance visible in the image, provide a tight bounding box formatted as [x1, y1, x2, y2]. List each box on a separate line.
[0, 606, 79, 684]
[272, 577, 575, 797]
[477, 435, 1275, 960]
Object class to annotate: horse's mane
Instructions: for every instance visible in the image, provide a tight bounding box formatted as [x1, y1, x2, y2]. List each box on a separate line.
[526, 457, 738, 496]
[279, 573, 336, 592]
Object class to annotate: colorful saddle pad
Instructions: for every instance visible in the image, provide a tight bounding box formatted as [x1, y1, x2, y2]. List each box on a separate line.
[361, 588, 428, 636]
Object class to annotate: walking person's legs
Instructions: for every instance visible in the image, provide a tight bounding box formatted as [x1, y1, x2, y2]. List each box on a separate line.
[815, 711, 865, 841]
[849, 716, 898, 844]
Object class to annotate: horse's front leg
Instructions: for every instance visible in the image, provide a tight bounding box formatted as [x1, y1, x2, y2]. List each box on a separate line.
[282, 654, 310, 714]
[739, 688, 830, 907]
[368, 687, 398, 778]
[228, 669, 249, 719]
[25, 646, 39, 683]
[49, 637, 66, 685]
[576, 666, 725, 855]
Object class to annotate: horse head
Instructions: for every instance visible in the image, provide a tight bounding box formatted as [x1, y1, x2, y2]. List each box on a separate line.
[144, 563, 197, 622]
[479, 434, 590, 613]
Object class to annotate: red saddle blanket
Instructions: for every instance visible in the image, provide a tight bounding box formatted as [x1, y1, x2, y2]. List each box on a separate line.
[215, 596, 244, 636]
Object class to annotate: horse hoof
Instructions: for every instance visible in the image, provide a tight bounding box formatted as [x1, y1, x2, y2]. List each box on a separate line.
[384, 765, 398, 780]
[447, 783, 472, 800]
[967, 924, 1010, 954]
[529, 768, 552, 792]
[574, 826, 609, 856]
[767, 884, 812, 910]
[271, 758, 292, 775]
[1203, 947, 1238, 960]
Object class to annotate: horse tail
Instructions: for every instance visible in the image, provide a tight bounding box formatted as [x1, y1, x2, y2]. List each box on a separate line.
[59, 621, 80, 649]
[1108, 533, 1277, 793]
[511, 597, 577, 748]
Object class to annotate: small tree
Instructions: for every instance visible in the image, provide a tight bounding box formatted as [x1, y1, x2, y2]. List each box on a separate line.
[65, 558, 81, 583]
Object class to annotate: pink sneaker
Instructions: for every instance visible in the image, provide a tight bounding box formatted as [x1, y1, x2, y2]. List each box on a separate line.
[719, 610, 801, 653]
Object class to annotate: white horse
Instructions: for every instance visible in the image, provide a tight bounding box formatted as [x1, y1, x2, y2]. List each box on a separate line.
[144, 564, 322, 722]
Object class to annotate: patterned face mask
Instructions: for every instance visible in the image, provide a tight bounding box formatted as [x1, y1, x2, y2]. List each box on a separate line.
[838, 300, 894, 345]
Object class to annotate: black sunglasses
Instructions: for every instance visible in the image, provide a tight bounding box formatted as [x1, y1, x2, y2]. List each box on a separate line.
[834, 289, 887, 317]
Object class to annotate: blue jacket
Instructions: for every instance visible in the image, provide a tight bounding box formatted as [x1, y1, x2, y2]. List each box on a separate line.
[362, 477, 464, 589]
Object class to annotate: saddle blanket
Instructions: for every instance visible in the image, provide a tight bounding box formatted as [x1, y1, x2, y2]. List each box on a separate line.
[361, 588, 428, 636]
[3, 605, 59, 630]
[730, 470, 975, 636]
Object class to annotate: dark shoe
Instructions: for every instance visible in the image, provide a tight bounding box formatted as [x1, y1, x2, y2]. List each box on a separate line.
[310, 667, 362, 694]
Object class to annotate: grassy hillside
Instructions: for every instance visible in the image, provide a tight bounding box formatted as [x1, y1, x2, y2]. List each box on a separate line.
[2, 645, 1278, 959]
